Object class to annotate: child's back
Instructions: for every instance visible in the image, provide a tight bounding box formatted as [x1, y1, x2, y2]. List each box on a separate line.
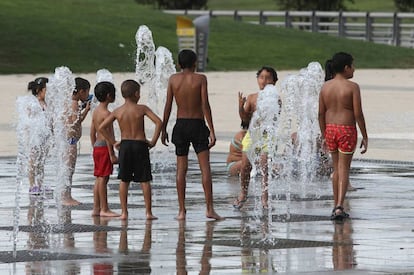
[169, 72, 205, 119]
[112, 103, 148, 141]
[92, 105, 111, 143]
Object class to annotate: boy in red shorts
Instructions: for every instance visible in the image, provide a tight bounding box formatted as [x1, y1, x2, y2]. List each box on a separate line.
[90, 81, 120, 217]
[319, 52, 368, 220]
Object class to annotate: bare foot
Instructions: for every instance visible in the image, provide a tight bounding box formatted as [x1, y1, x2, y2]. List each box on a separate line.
[91, 209, 100, 216]
[120, 213, 128, 220]
[62, 198, 81, 206]
[206, 210, 224, 220]
[347, 184, 357, 191]
[146, 214, 158, 220]
[100, 210, 121, 217]
[176, 210, 186, 220]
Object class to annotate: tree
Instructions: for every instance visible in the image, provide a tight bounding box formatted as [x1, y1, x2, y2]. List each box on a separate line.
[275, 0, 354, 30]
[135, 0, 208, 9]
[276, 0, 353, 11]
[395, 0, 414, 12]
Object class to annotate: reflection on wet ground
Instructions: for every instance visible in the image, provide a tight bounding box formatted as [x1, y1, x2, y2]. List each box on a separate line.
[0, 153, 414, 274]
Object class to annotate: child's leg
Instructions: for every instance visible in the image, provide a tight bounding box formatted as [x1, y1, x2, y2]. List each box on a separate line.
[92, 177, 101, 216]
[197, 150, 223, 220]
[36, 147, 47, 189]
[119, 180, 130, 220]
[28, 152, 36, 188]
[99, 176, 119, 217]
[140, 182, 157, 220]
[260, 153, 269, 209]
[28, 158, 36, 188]
[62, 145, 80, 205]
[234, 153, 251, 208]
[336, 153, 353, 208]
[176, 155, 188, 220]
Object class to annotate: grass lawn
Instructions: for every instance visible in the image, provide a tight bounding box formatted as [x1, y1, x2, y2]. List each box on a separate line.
[0, 0, 413, 74]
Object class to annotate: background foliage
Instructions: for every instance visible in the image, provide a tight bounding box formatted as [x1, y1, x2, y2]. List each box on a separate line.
[1, 0, 413, 74]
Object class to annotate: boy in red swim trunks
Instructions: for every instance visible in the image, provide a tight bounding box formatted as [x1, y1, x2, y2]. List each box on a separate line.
[90, 81, 119, 217]
[318, 52, 368, 220]
[99, 80, 162, 220]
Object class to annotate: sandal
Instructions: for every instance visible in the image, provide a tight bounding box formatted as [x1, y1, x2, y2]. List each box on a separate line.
[233, 197, 248, 210]
[330, 206, 349, 220]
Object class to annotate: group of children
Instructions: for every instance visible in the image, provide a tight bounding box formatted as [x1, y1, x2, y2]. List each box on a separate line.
[227, 52, 368, 220]
[21, 49, 223, 221]
[20, 49, 367, 221]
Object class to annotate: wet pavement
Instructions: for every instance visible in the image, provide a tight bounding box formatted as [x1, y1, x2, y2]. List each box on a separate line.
[0, 152, 414, 274]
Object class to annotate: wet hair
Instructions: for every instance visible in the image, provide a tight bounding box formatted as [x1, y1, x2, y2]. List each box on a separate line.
[256, 66, 278, 83]
[121, 79, 140, 98]
[178, 49, 197, 69]
[241, 120, 249, 130]
[73, 77, 91, 94]
[27, 77, 48, 96]
[324, 52, 353, 81]
[94, 81, 115, 102]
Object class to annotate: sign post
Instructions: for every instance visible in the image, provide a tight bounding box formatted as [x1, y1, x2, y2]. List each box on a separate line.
[176, 15, 210, 72]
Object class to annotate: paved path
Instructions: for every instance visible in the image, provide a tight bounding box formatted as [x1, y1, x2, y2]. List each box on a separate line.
[0, 153, 414, 273]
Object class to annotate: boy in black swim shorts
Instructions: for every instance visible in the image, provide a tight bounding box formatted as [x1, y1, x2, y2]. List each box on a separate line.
[172, 118, 210, 156]
[99, 79, 162, 220]
[161, 49, 223, 221]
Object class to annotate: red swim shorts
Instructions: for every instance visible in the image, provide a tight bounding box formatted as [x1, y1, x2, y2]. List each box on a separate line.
[93, 146, 113, 177]
[324, 124, 357, 154]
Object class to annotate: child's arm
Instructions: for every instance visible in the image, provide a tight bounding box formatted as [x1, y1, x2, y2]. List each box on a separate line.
[107, 122, 118, 163]
[145, 106, 162, 148]
[90, 114, 96, 146]
[352, 83, 368, 154]
[200, 75, 216, 148]
[98, 113, 117, 146]
[66, 100, 80, 136]
[238, 92, 248, 122]
[161, 78, 174, 146]
[79, 101, 91, 123]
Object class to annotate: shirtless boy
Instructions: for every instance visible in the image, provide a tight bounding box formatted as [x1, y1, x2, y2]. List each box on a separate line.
[64, 77, 91, 206]
[99, 79, 161, 220]
[318, 52, 368, 220]
[90, 81, 119, 217]
[161, 49, 222, 220]
[233, 66, 278, 209]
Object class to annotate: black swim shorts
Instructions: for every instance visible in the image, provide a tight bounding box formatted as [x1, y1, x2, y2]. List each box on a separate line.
[118, 140, 152, 182]
[172, 118, 210, 156]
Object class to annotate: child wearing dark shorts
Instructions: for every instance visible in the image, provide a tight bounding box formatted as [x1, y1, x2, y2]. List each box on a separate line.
[98, 79, 162, 220]
[172, 119, 210, 156]
[161, 49, 222, 220]
[118, 140, 152, 182]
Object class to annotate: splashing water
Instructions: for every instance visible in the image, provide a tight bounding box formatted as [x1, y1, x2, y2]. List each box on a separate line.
[278, 62, 325, 194]
[246, 62, 325, 239]
[14, 82, 54, 256]
[46, 66, 76, 222]
[96, 68, 114, 84]
[151, 46, 176, 115]
[246, 84, 281, 236]
[135, 25, 177, 170]
[135, 25, 155, 85]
